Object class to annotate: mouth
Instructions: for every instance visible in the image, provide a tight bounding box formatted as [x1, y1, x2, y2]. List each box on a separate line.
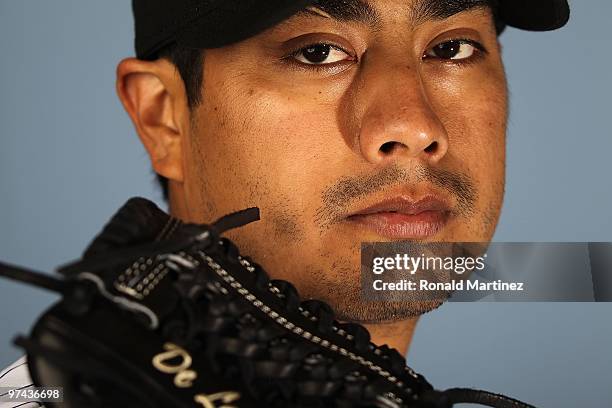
[345, 195, 452, 239]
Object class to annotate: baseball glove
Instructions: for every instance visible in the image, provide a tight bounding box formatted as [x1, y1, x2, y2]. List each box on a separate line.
[0, 197, 535, 408]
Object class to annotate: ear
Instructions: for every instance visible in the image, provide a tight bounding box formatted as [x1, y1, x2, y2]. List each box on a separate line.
[116, 57, 190, 183]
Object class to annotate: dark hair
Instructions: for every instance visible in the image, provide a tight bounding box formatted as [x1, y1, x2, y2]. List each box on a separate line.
[155, 44, 205, 200]
[153, 4, 504, 201]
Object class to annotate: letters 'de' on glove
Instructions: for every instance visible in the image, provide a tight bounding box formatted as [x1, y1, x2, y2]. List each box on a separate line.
[0, 197, 535, 408]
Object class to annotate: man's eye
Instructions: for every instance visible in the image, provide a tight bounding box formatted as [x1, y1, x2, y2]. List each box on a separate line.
[424, 40, 482, 61]
[291, 43, 352, 65]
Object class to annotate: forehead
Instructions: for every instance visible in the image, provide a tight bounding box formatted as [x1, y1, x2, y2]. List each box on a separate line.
[304, 0, 493, 26]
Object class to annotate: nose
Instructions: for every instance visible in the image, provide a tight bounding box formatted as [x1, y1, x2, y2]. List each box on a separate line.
[357, 64, 449, 165]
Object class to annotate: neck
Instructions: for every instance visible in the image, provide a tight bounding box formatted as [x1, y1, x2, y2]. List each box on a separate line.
[363, 318, 419, 358]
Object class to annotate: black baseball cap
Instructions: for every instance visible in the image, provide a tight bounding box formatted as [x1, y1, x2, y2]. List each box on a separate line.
[133, 0, 570, 60]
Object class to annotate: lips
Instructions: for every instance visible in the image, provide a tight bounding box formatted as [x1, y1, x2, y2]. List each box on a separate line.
[346, 196, 451, 239]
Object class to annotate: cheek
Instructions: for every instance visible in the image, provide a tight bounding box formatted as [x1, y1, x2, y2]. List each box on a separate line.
[185, 75, 344, 229]
[428, 67, 507, 194]
[423, 64, 507, 239]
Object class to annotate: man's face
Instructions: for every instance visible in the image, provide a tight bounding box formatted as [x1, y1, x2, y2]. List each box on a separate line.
[174, 0, 507, 321]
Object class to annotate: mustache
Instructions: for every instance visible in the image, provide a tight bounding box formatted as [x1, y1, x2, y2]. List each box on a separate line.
[315, 164, 477, 228]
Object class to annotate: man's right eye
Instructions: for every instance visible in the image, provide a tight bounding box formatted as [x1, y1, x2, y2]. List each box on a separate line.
[289, 43, 354, 65]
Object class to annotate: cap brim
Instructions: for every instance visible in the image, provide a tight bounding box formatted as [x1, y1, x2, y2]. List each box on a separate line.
[173, 0, 570, 52]
[177, 0, 312, 49]
[500, 0, 570, 31]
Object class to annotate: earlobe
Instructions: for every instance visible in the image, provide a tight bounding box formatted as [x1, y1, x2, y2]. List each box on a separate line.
[116, 57, 186, 183]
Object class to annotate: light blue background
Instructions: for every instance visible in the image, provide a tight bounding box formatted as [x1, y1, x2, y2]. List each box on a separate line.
[1, 1, 610, 406]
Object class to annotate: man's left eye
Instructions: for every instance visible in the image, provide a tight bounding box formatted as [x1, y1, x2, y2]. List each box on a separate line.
[424, 40, 481, 61]
[291, 43, 352, 65]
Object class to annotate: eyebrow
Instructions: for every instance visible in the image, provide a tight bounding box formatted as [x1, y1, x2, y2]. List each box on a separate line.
[298, 0, 492, 27]
[303, 0, 380, 26]
[410, 0, 492, 25]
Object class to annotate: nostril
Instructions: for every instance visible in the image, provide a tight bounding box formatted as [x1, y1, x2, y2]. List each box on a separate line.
[424, 141, 438, 154]
[380, 141, 396, 154]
